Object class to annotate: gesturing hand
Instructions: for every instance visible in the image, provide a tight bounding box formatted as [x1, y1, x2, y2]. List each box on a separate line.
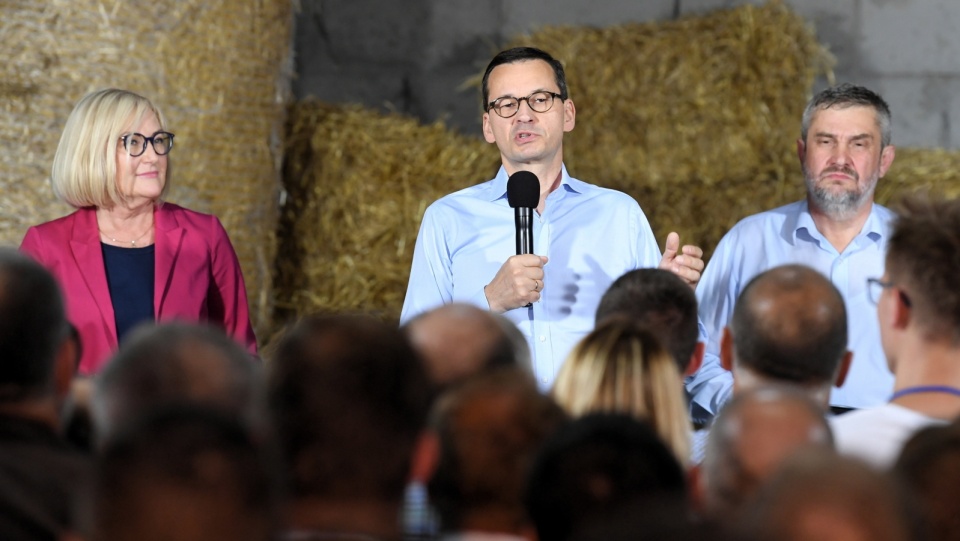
[659, 232, 704, 288]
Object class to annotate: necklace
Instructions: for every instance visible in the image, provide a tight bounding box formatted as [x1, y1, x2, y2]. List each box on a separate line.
[889, 385, 960, 401]
[99, 224, 153, 247]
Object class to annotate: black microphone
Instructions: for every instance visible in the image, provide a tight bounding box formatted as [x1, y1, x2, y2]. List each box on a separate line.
[507, 171, 540, 256]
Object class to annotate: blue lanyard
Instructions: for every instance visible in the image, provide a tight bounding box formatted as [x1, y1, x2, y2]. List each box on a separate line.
[889, 385, 960, 401]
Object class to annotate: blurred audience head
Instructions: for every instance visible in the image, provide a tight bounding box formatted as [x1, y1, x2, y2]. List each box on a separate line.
[700, 386, 833, 519]
[882, 196, 960, 361]
[741, 449, 918, 541]
[404, 302, 530, 388]
[552, 318, 691, 462]
[89, 404, 280, 541]
[596, 268, 703, 375]
[724, 264, 850, 406]
[92, 322, 260, 441]
[267, 313, 432, 538]
[428, 367, 567, 536]
[525, 413, 686, 541]
[895, 421, 960, 541]
[0, 247, 73, 407]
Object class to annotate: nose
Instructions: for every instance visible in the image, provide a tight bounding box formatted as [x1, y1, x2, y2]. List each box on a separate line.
[830, 143, 852, 166]
[140, 143, 160, 162]
[515, 98, 536, 122]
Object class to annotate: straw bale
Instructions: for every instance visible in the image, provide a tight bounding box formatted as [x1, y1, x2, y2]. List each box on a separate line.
[280, 1, 960, 324]
[508, 0, 832, 255]
[876, 148, 960, 204]
[0, 0, 293, 336]
[274, 100, 500, 325]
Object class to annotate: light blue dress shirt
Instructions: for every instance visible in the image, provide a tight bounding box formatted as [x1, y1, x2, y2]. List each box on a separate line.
[687, 200, 896, 416]
[400, 165, 662, 389]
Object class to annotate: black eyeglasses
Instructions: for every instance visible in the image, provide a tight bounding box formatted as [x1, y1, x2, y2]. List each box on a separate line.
[487, 91, 563, 118]
[866, 277, 911, 307]
[119, 131, 175, 157]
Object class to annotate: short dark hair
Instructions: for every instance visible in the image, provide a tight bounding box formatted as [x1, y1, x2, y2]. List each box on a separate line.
[730, 264, 848, 384]
[525, 413, 686, 541]
[801, 83, 892, 147]
[481, 47, 569, 111]
[886, 195, 960, 342]
[267, 313, 432, 502]
[92, 322, 260, 439]
[92, 404, 280, 541]
[428, 368, 567, 532]
[0, 248, 69, 402]
[596, 269, 699, 373]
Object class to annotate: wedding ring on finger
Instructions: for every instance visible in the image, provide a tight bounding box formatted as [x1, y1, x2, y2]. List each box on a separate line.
[534, 279, 541, 292]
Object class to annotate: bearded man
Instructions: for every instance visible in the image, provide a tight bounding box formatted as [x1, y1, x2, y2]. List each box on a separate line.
[686, 84, 897, 421]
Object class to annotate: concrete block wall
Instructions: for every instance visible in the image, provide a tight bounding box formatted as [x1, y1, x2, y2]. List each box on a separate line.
[294, 0, 960, 149]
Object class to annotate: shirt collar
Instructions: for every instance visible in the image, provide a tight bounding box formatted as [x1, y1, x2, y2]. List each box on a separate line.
[487, 164, 582, 202]
[786, 199, 886, 245]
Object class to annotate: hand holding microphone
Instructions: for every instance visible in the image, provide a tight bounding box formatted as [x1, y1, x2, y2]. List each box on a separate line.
[484, 171, 547, 312]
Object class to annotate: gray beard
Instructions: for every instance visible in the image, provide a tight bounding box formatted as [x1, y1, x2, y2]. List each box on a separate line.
[805, 171, 876, 220]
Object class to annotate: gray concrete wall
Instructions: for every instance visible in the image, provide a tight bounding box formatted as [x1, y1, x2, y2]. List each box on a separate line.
[294, 0, 960, 149]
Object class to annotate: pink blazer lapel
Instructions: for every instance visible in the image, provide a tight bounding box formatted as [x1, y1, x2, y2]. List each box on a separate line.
[69, 208, 118, 345]
[154, 205, 185, 317]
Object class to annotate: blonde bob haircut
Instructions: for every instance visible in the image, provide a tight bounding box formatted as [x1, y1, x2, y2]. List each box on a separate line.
[552, 317, 691, 463]
[51, 88, 170, 209]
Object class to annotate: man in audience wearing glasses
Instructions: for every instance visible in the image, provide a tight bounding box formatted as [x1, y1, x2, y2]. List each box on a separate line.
[401, 46, 702, 390]
[831, 196, 960, 468]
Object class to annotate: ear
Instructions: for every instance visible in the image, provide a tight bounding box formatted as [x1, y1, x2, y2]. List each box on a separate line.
[796, 137, 807, 164]
[684, 341, 706, 377]
[878, 144, 896, 178]
[720, 327, 734, 372]
[408, 430, 440, 484]
[482, 112, 496, 144]
[892, 287, 912, 330]
[53, 336, 78, 402]
[834, 350, 853, 388]
[562, 99, 576, 133]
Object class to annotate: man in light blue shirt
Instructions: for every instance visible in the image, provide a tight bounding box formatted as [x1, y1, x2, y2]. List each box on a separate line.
[401, 47, 703, 389]
[688, 83, 897, 419]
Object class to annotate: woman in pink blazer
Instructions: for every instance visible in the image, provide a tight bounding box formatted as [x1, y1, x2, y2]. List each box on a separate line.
[21, 89, 257, 374]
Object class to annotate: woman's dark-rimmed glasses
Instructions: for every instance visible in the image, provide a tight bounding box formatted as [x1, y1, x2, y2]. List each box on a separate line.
[120, 131, 175, 157]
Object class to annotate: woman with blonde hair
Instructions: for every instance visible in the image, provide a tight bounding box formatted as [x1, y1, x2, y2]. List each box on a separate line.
[20, 88, 257, 374]
[552, 317, 691, 463]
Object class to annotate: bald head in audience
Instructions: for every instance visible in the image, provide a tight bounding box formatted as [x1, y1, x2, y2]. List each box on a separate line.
[405, 303, 531, 387]
[700, 386, 834, 519]
[721, 264, 851, 407]
[91, 322, 260, 441]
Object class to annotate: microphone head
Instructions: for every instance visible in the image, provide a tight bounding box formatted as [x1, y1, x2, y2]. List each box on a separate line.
[507, 171, 541, 209]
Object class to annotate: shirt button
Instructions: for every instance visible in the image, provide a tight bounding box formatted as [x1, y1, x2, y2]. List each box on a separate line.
[539, 335, 546, 342]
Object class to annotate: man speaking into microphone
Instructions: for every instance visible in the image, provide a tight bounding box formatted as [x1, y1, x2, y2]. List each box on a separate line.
[400, 47, 703, 388]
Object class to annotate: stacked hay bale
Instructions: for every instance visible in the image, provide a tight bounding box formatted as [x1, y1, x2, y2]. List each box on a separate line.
[0, 0, 293, 336]
[275, 101, 500, 326]
[281, 0, 960, 324]
[512, 0, 834, 256]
